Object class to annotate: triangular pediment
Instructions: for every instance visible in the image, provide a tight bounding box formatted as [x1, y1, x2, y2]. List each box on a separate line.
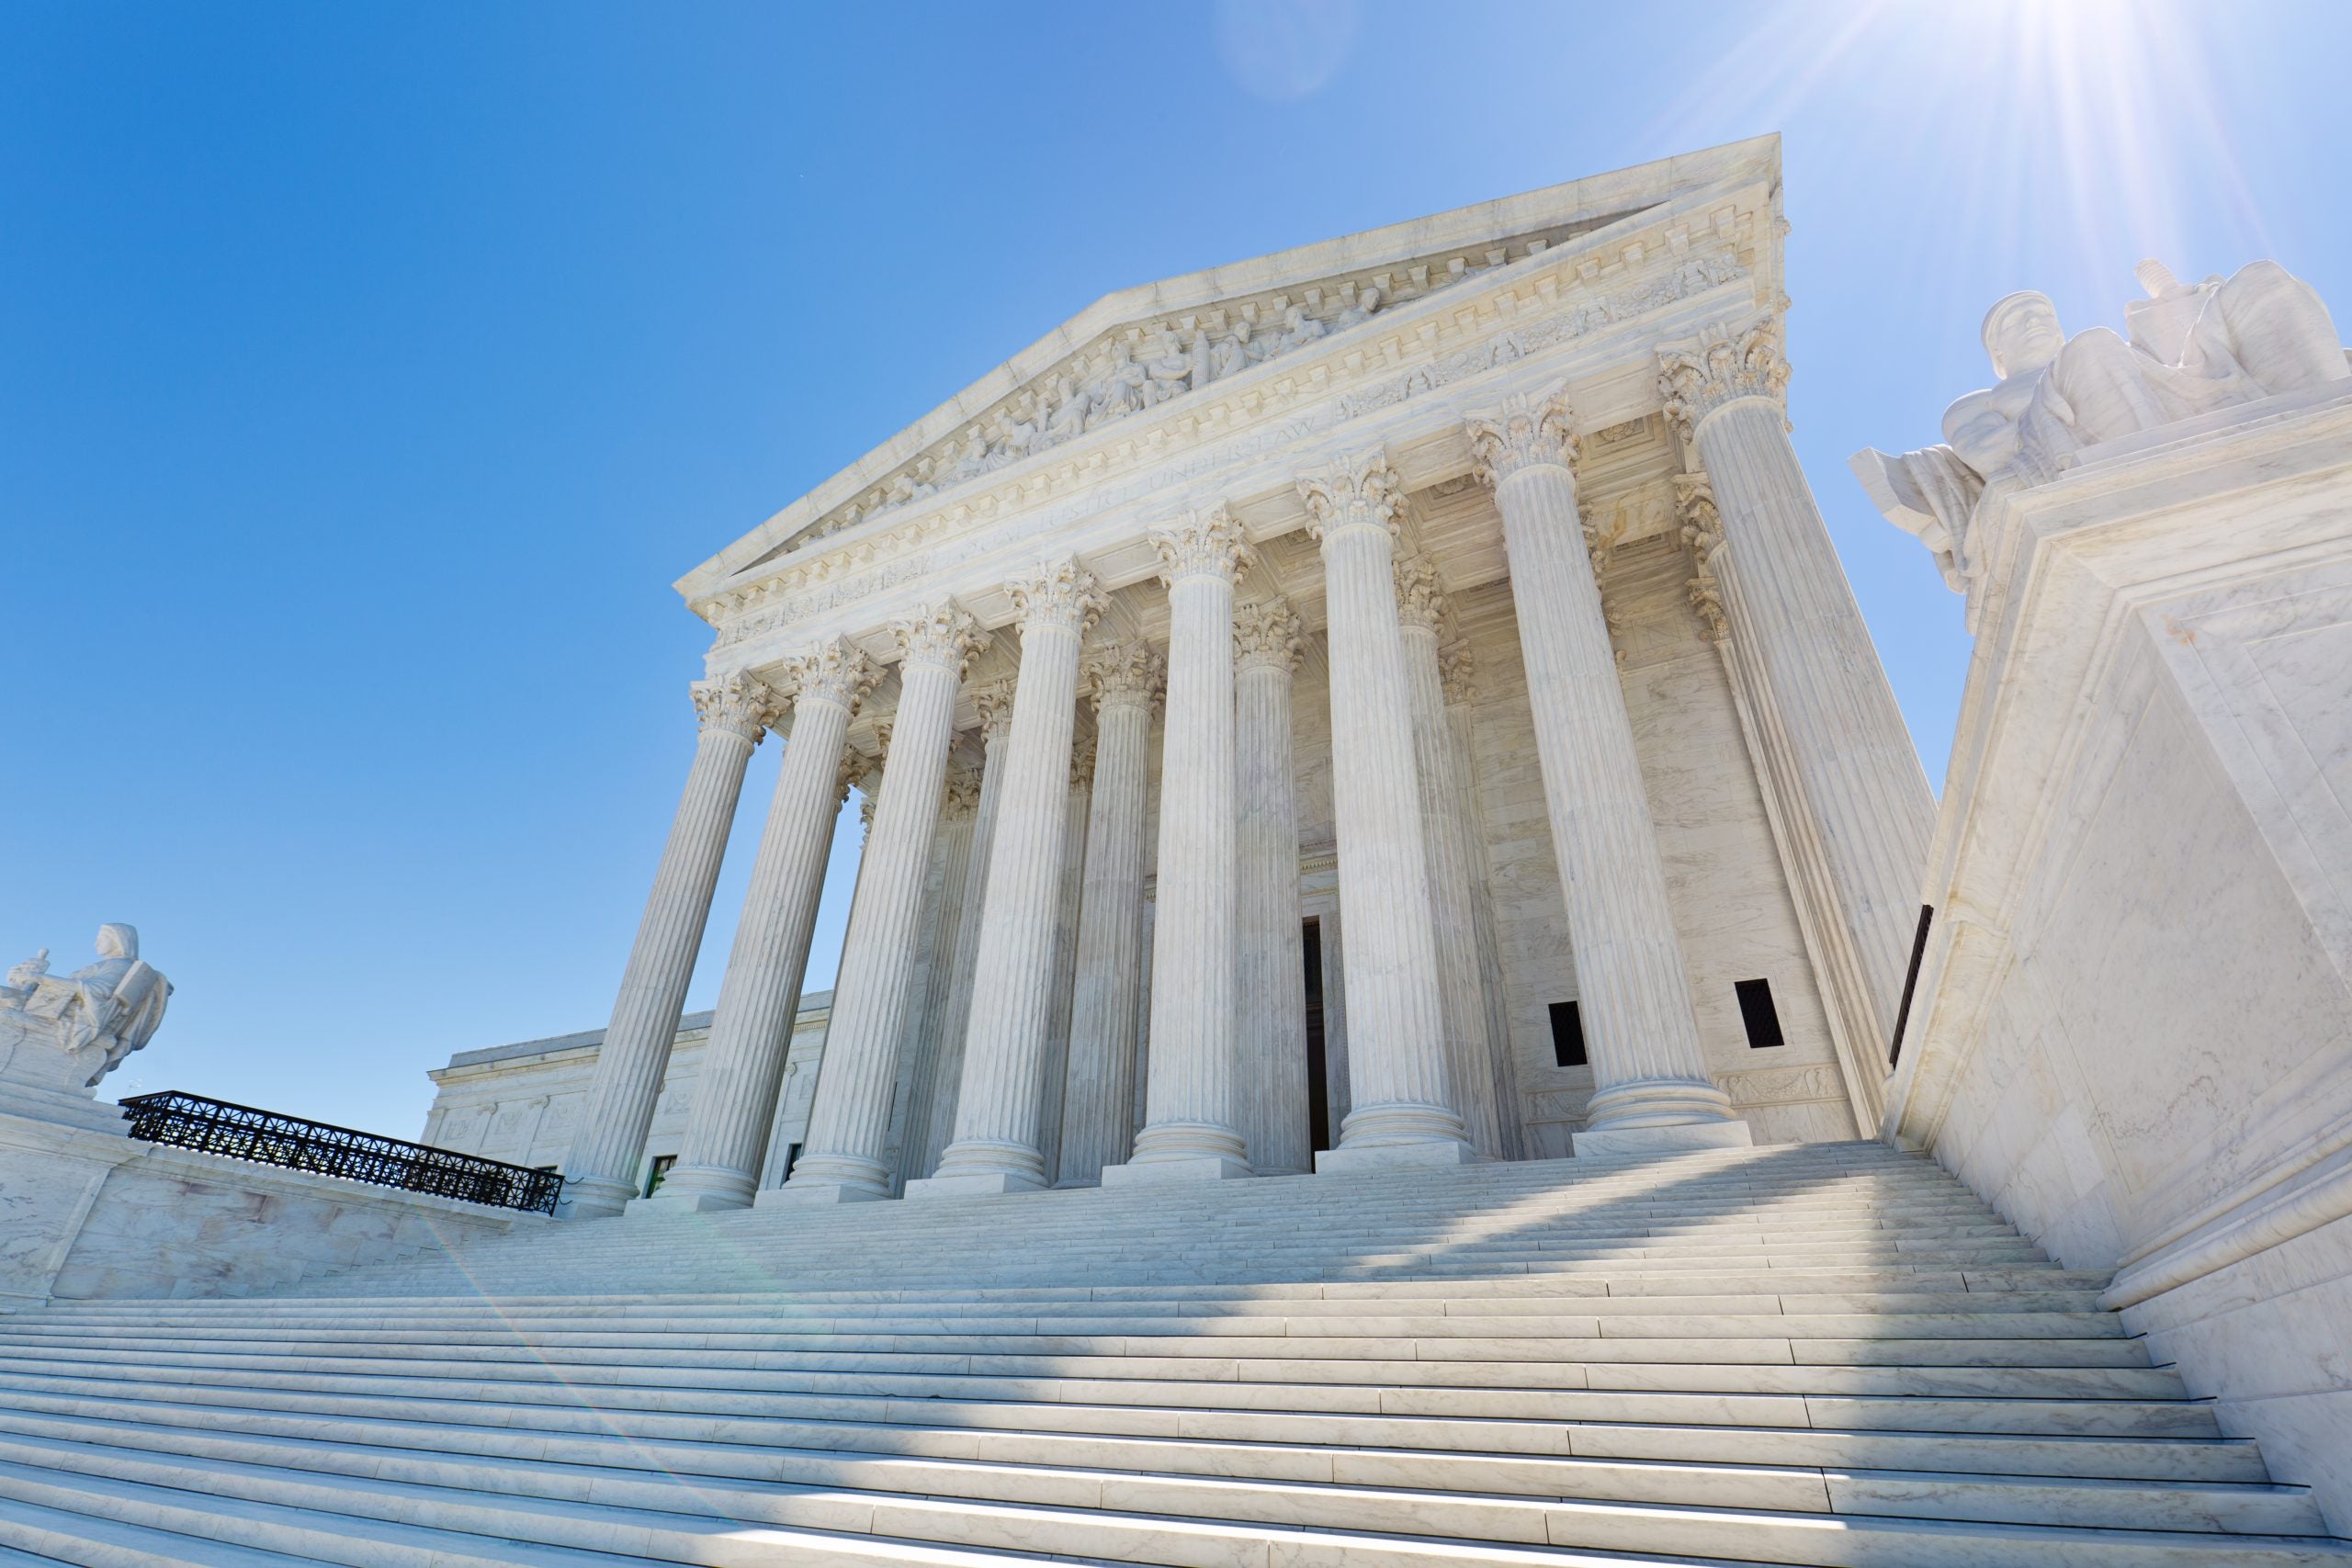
[678, 135, 1781, 604]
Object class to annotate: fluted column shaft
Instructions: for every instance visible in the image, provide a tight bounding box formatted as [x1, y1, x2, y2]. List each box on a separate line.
[918, 699, 1011, 1178]
[560, 675, 770, 1218]
[918, 559, 1102, 1195]
[1055, 644, 1160, 1186]
[1666, 335, 1934, 1122]
[1446, 669, 1525, 1160]
[646, 643, 876, 1212]
[1298, 454, 1472, 1168]
[888, 775, 976, 1190]
[1235, 599, 1310, 1177]
[1467, 393, 1736, 1140]
[1109, 508, 1252, 1182]
[776, 604, 983, 1202]
[1395, 586, 1507, 1159]
[1035, 754, 1092, 1184]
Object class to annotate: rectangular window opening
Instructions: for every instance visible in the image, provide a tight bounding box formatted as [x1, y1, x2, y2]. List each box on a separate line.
[1736, 978, 1786, 1049]
[1548, 1000, 1587, 1067]
[644, 1154, 676, 1198]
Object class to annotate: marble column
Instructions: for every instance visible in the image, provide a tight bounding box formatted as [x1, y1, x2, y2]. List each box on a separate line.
[1234, 596, 1311, 1177]
[1297, 452, 1474, 1171]
[888, 758, 978, 1190]
[1319, 905, 1351, 1139]
[644, 639, 877, 1212]
[916, 682, 1013, 1178]
[1054, 640, 1162, 1187]
[1660, 320, 1936, 1126]
[1444, 643, 1526, 1160]
[914, 558, 1103, 1197]
[1393, 559, 1508, 1160]
[1465, 389, 1747, 1157]
[1035, 737, 1093, 1184]
[1104, 506, 1254, 1185]
[560, 673, 774, 1219]
[771, 603, 985, 1203]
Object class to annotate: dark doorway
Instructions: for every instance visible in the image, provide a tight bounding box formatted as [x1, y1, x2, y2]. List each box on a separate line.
[1304, 918, 1331, 1153]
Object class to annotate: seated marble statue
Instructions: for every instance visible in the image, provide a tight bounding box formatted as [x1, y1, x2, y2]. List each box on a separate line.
[2, 924, 172, 1088]
[1853, 257, 2349, 607]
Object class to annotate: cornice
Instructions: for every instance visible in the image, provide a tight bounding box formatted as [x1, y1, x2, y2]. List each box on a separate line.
[680, 137, 1781, 599]
[688, 184, 1777, 644]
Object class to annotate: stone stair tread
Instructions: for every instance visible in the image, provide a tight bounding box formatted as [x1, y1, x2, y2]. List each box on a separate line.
[2, 1143, 2335, 1565]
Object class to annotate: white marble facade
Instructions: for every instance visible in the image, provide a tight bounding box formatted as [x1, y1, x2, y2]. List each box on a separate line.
[469, 135, 1928, 1221]
[1863, 259, 2352, 1529]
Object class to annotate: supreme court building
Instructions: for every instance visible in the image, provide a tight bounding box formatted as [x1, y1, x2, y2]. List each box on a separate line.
[440, 135, 1930, 1220]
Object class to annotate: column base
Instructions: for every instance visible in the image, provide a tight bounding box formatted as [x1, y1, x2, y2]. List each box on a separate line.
[1100, 1155, 1251, 1186]
[1573, 1120, 1755, 1160]
[1315, 1138, 1480, 1176]
[903, 1169, 1047, 1200]
[628, 1167, 755, 1215]
[755, 1179, 888, 1207]
[553, 1175, 637, 1221]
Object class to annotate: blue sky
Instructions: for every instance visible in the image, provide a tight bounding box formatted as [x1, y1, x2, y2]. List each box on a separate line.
[6, 0, 2346, 1136]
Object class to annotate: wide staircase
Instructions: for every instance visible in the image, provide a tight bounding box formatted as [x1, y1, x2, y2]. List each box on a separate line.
[0, 1140, 2341, 1566]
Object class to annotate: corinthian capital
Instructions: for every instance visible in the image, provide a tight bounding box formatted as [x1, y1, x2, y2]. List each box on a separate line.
[891, 600, 988, 679]
[941, 757, 983, 819]
[1657, 317, 1790, 445]
[973, 677, 1019, 745]
[1439, 639, 1478, 706]
[1005, 554, 1106, 638]
[1464, 387, 1578, 488]
[1083, 638, 1166, 716]
[1392, 554, 1450, 634]
[780, 637, 880, 716]
[1297, 449, 1405, 544]
[1233, 596, 1305, 674]
[1673, 471, 1724, 558]
[690, 671, 778, 743]
[1149, 504, 1252, 586]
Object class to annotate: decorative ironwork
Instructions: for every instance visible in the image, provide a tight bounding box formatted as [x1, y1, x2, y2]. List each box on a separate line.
[117, 1090, 562, 1215]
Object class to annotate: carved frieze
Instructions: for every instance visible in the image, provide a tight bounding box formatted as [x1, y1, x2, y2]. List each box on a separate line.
[695, 243, 1757, 647]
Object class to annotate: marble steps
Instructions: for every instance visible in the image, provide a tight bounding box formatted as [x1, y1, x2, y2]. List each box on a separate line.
[0, 1347, 2228, 1442]
[0, 1422, 2343, 1568]
[7, 1144, 2336, 1565]
[18, 1270, 2121, 1324]
[0, 1395, 2332, 1542]
[0, 1337, 2194, 1409]
[0, 1363, 2275, 1486]
[0, 1460, 1081, 1568]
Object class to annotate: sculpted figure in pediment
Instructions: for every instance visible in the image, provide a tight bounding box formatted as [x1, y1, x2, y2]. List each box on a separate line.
[1039, 373, 1090, 448]
[1207, 320, 1253, 380]
[1331, 285, 1383, 332]
[1139, 331, 1193, 407]
[1275, 303, 1326, 354]
[1085, 341, 1148, 430]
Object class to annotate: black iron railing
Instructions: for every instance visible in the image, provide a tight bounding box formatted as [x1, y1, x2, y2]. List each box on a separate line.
[117, 1090, 563, 1215]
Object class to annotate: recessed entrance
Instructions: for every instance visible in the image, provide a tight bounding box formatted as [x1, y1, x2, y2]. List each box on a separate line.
[1304, 918, 1331, 1154]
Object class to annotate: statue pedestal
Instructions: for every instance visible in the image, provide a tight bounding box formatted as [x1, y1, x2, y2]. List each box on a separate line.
[0, 1014, 141, 1309]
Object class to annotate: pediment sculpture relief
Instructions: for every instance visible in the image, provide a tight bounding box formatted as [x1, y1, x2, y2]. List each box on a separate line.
[0, 923, 173, 1090]
[824, 287, 1391, 541]
[1855, 259, 2348, 615]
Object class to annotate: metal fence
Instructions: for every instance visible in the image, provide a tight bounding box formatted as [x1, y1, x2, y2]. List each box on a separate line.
[117, 1090, 563, 1215]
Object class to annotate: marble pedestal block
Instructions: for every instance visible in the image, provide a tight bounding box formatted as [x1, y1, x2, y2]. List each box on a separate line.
[1313, 1138, 1482, 1176]
[1100, 1152, 1250, 1187]
[1573, 1120, 1757, 1160]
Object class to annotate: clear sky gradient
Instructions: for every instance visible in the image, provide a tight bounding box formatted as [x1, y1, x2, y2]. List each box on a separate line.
[6, 0, 2347, 1136]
